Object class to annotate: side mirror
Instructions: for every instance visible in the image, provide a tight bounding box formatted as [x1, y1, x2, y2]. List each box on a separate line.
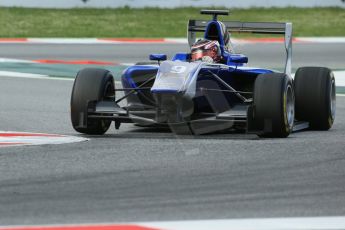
[149, 54, 167, 64]
[227, 54, 248, 65]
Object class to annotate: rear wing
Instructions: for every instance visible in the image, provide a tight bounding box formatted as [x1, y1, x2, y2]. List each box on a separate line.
[188, 20, 293, 77]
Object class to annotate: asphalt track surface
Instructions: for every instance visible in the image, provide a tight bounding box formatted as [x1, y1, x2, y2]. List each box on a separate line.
[0, 43, 345, 226]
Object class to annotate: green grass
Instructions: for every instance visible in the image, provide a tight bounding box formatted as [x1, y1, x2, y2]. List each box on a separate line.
[0, 7, 344, 37]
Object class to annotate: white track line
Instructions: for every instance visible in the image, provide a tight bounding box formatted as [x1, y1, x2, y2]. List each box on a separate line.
[28, 38, 118, 44]
[0, 58, 35, 63]
[333, 70, 345, 86]
[0, 71, 49, 78]
[1, 216, 345, 230]
[0, 71, 72, 81]
[298, 37, 345, 43]
[0, 131, 88, 147]
[139, 216, 345, 230]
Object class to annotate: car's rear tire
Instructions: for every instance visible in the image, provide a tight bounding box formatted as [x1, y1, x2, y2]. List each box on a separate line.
[71, 68, 114, 135]
[294, 67, 335, 130]
[253, 73, 295, 138]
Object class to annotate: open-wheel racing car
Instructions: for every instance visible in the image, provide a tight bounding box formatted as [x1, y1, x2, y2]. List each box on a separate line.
[70, 10, 336, 137]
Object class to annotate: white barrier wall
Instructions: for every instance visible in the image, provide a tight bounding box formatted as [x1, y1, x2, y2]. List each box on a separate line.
[0, 0, 344, 8]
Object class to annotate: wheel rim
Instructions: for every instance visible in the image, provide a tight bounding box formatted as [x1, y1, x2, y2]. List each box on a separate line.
[286, 84, 295, 128]
[330, 76, 336, 120]
[103, 80, 115, 101]
[98, 79, 114, 132]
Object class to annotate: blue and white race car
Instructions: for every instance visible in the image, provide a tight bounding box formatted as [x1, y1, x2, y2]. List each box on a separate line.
[70, 10, 336, 137]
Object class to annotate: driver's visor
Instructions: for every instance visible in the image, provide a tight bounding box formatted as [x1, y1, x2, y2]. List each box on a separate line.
[191, 49, 216, 61]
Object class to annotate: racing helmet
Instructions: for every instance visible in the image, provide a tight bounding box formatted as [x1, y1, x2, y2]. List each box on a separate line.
[190, 39, 221, 63]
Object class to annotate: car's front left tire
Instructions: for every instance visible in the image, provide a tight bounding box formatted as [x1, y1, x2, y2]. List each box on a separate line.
[252, 73, 295, 138]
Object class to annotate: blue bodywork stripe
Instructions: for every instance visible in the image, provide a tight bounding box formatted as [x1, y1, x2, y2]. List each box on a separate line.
[172, 53, 189, 61]
[233, 67, 274, 75]
[122, 65, 158, 88]
[151, 89, 179, 94]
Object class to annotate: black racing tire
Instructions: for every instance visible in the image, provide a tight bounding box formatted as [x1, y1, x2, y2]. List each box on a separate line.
[71, 68, 115, 135]
[253, 73, 295, 138]
[294, 67, 336, 130]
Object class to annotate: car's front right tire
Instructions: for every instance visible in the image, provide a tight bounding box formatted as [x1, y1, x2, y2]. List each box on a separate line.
[70, 68, 114, 135]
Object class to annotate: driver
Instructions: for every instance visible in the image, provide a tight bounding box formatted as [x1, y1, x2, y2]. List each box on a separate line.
[190, 39, 222, 63]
